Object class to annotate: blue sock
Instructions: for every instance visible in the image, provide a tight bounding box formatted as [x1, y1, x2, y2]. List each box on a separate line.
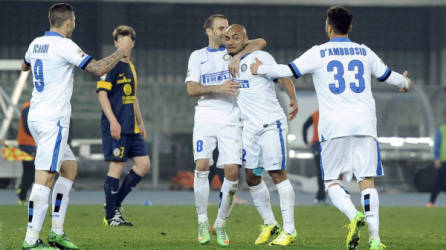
[116, 169, 142, 207]
[104, 176, 120, 219]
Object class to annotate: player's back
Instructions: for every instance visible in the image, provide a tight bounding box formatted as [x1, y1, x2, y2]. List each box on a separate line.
[25, 31, 91, 127]
[185, 46, 239, 125]
[236, 50, 285, 129]
[300, 38, 390, 140]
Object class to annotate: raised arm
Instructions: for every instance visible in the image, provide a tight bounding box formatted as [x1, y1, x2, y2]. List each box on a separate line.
[229, 38, 267, 77]
[276, 78, 298, 120]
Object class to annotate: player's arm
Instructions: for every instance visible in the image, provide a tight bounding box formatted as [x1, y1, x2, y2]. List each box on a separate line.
[276, 78, 298, 120]
[97, 90, 121, 140]
[134, 97, 146, 140]
[186, 79, 240, 97]
[85, 36, 133, 76]
[22, 50, 31, 71]
[21, 61, 30, 72]
[302, 115, 313, 145]
[229, 38, 267, 77]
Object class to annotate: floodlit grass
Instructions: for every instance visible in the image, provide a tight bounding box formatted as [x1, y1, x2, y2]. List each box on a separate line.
[0, 205, 445, 249]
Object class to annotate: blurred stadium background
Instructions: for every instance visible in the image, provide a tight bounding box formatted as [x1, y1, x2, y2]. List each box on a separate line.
[1, 0, 446, 195]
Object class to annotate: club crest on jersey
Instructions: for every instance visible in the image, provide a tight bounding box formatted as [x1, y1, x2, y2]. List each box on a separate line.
[123, 84, 132, 96]
[113, 148, 121, 157]
[223, 54, 231, 61]
[241, 63, 247, 72]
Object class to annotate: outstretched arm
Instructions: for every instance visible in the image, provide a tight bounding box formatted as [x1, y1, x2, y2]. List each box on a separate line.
[250, 58, 294, 78]
[276, 78, 298, 120]
[229, 38, 267, 77]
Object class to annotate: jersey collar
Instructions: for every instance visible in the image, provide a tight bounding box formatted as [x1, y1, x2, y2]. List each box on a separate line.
[329, 37, 351, 42]
[206, 46, 226, 52]
[44, 31, 64, 38]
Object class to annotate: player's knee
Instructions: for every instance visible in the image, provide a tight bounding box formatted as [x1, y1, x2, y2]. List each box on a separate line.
[359, 177, 375, 191]
[224, 165, 239, 181]
[195, 159, 210, 171]
[137, 160, 151, 175]
[268, 170, 287, 184]
[245, 169, 261, 186]
[324, 180, 342, 192]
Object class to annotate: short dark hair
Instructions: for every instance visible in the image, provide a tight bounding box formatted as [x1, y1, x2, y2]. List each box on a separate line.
[48, 3, 74, 28]
[113, 25, 136, 41]
[203, 14, 227, 32]
[327, 6, 352, 35]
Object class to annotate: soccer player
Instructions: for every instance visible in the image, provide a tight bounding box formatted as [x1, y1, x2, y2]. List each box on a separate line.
[97, 25, 150, 226]
[21, 3, 132, 249]
[224, 24, 298, 246]
[185, 14, 266, 246]
[250, 6, 411, 250]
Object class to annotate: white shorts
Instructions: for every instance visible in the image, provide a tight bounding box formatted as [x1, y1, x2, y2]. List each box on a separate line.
[320, 135, 383, 182]
[242, 120, 287, 171]
[192, 122, 242, 168]
[29, 121, 76, 172]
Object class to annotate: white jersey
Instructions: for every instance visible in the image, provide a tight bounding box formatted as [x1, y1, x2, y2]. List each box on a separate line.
[289, 37, 390, 141]
[24, 31, 91, 127]
[185, 46, 240, 125]
[236, 50, 286, 129]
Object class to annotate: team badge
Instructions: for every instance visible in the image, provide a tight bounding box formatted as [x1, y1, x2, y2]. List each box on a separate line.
[113, 148, 121, 157]
[241, 63, 247, 72]
[223, 54, 231, 61]
[123, 84, 132, 96]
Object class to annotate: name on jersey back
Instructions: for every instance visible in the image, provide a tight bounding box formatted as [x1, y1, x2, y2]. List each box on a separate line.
[320, 47, 366, 58]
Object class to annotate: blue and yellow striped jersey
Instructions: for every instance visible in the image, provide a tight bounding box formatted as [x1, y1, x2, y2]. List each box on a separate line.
[97, 61, 140, 135]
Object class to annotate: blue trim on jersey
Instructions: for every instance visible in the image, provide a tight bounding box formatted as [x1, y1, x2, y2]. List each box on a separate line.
[44, 31, 64, 38]
[434, 128, 441, 159]
[276, 120, 286, 170]
[318, 143, 324, 179]
[376, 141, 383, 176]
[378, 67, 391, 81]
[24, 58, 30, 67]
[241, 53, 251, 60]
[78, 55, 92, 70]
[288, 62, 302, 78]
[206, 46, 225, 52]
[329, 37, 351, 42]
[50, 121, 63, 172]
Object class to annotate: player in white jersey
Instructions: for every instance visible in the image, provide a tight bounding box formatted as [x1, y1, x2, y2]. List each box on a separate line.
[251, 6, 411, 250]
[224, 24, 298, 246]
[21, 3, 132, 250]
[185, 14, 266, 247]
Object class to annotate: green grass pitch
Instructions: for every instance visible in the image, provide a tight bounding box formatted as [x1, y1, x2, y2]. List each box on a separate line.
[0, 205, 445, 249]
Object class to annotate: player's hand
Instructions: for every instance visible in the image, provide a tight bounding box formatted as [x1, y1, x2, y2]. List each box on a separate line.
[288, 98, 298, 121]
[434, 159, 442, 169]
[250, 57, 263, 75]
[217, 79, 240, 96]
[116, 36, 133, 58]
[400, 70, 411, 93]
[229, 54, 241, 77]
[110, 120, 121, 140]
[140, 123, 147, 140]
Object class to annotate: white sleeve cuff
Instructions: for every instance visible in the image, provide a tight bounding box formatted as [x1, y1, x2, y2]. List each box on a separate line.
[385, 71, 408, 89]
[257, 64, 293, 79]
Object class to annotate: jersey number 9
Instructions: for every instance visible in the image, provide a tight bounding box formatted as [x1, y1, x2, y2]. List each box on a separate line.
[33, 59, 45, 92]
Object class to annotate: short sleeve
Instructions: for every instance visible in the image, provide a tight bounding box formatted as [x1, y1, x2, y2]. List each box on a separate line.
[96, 72, 114, 93]
[288, 46, 322, 78]
[363, 45, 390, 81]
[185, 50, 201, 84]
[61, 40, 92, 70]
[256, 51, 277, 65]
[24, 47, 31, 67]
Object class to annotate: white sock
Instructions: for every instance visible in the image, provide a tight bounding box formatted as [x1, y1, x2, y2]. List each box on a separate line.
[327, 184, 358, 221]
[194, 170, 210, 224]
[249, 179, 276, 226]
[25, 184, 50, 245]
[51, 177, 73, 235]
[276, 179, 295, 234]
[361, 188, 380, 242]
[215, 178, 238, 228]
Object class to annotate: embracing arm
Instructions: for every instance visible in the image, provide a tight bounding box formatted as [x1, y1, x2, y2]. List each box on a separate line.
[229, 38, 267, 77]
[186, 79, 240, 97]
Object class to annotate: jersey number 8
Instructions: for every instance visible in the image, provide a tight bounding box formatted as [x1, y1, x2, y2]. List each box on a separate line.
[33, 59, 45, 92]
[327, 59, 365, 94]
